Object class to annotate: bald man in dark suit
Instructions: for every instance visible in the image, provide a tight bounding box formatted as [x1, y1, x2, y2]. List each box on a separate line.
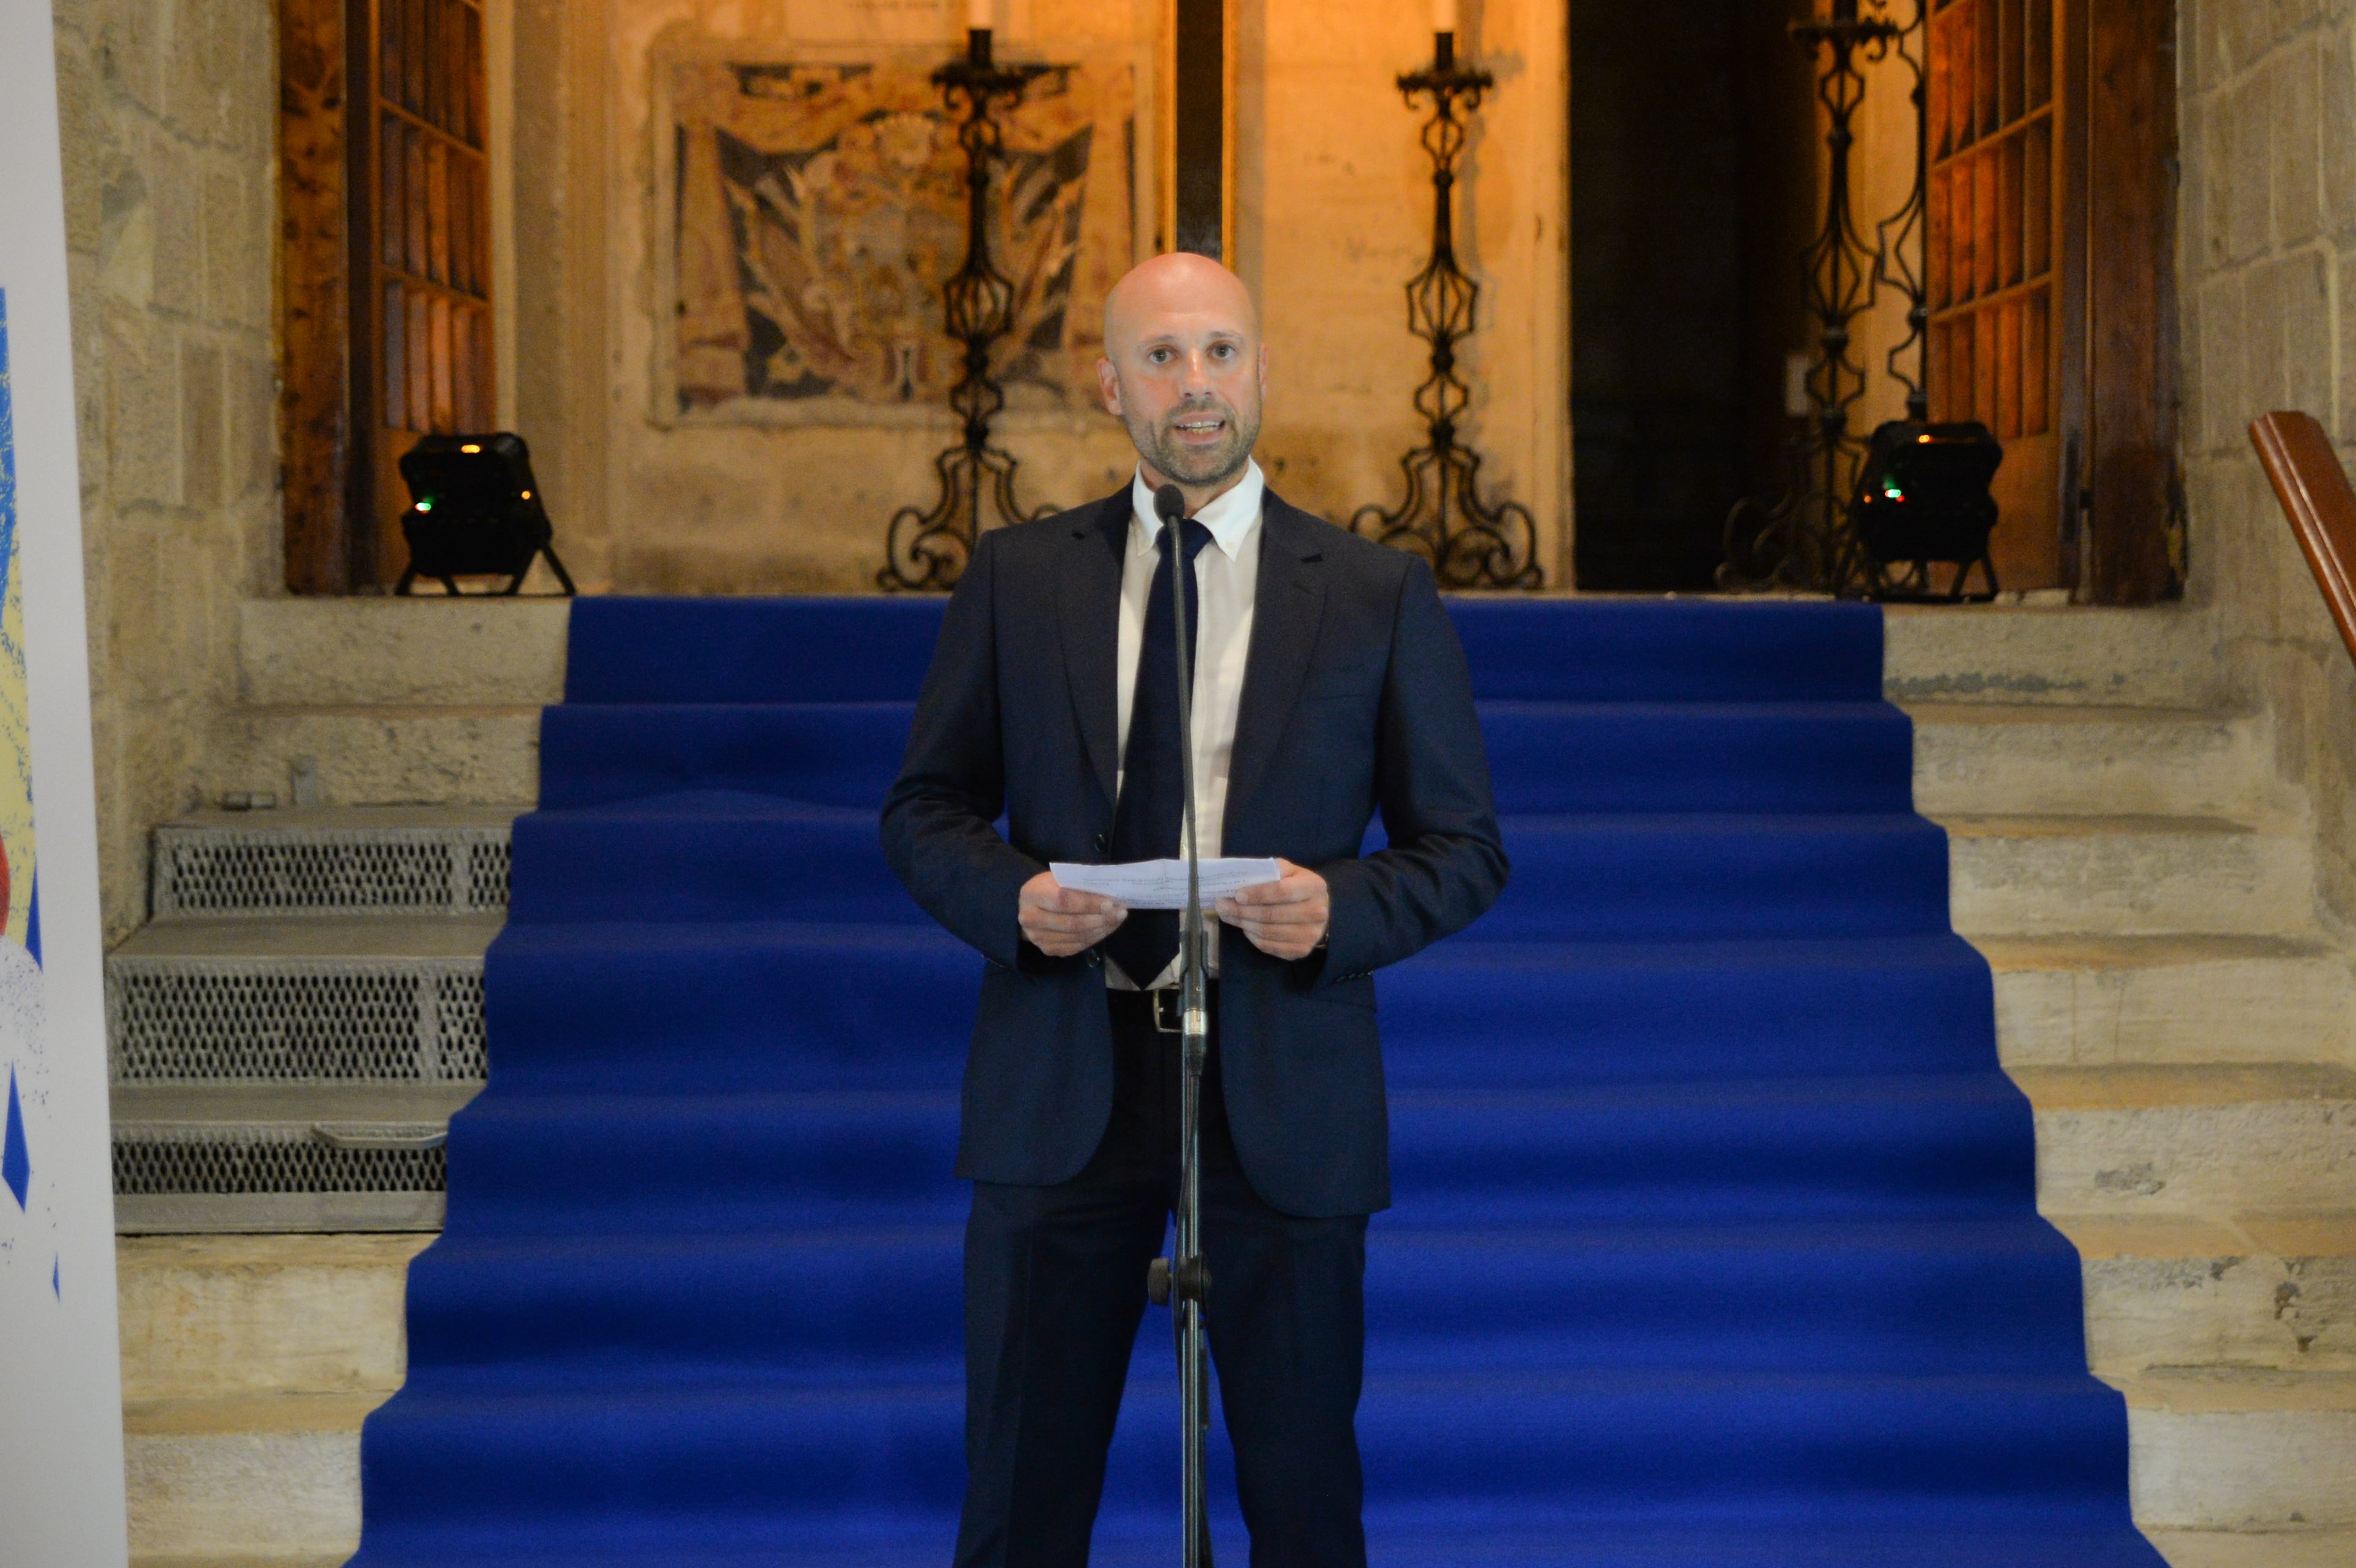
[883, 252, 1507, 1567]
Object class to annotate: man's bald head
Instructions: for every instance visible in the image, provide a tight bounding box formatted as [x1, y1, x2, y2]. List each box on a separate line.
[1097, 253, 1267, 506]
[1102, 252, 1259, 359]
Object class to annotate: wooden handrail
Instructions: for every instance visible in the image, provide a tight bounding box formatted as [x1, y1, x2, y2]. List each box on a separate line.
[2252, 410, 2356, 668]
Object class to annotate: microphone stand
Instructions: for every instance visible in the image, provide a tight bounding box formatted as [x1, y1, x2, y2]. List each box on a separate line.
[1144, 484, 1213, 1567]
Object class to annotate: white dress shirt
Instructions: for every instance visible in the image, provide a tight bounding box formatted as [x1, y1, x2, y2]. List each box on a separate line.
[1107, 458, 1264, 988]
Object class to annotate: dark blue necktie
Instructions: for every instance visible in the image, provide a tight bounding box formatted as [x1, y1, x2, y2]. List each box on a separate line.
[1103, 515, 1214, 987]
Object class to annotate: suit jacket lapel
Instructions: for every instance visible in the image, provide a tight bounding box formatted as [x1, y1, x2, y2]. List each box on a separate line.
[1058, 492, 1131, 813]
[1224, 493, 1327, 838]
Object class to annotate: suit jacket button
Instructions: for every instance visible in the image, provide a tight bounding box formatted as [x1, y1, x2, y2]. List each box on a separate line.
[1093, 832, 1108, 852]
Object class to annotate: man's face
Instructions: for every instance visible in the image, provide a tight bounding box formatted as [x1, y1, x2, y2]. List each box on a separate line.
[1098, 300, 1266, 492]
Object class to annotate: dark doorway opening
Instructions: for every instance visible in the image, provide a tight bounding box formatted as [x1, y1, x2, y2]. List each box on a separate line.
[1570, 1, 1816, 592]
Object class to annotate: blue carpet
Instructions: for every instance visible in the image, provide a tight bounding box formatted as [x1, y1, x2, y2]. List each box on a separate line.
[351, 597, 2164, 1565]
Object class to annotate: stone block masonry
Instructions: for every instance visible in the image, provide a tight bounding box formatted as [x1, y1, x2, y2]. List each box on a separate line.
[2180, 0, 2356, 936]
[49, 0, 283, 947]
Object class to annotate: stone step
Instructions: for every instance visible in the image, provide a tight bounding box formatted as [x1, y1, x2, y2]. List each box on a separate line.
[108, 916, 498, 1089]
[2138, 1531, 2356, 1568]
[126, 1384, 2344, 1567]
[118, 1235, 421, 1566]
[213, 705, 542, 815]
[1882, 604, 2227, 709]
[124, 1394, 377, 1565]
[118, 1234, 427, 1400]
[2068, 1214, 2356, 1387]
[133, 1557, 354, 1568]
[238, 599, 569, 710]
[151, 808, 515, 921]
[2118, 1370, 2356, 1538]
[1977, 935, 2356, 1069]
[2017, 1065, 2356, 1221]
[1907, 703, 2283, 820]
[1944, 815, 2319, 938]
[132, 1556, 354, 1567]
[220, 598, 562, 815]
[2010, 1211, 2354, 1553]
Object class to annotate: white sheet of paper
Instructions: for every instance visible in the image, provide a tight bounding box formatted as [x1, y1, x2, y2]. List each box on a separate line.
[1049, 857, 1284, 910]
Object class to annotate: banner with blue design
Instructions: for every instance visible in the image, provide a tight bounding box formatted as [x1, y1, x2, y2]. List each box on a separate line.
[0, 2, 131, 1560]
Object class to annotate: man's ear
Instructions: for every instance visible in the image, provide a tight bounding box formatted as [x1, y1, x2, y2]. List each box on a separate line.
[1097, 357, 1122, 416]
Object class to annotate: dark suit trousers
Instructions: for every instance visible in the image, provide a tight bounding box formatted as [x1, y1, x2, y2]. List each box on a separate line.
[954, 987, 1370, 1568]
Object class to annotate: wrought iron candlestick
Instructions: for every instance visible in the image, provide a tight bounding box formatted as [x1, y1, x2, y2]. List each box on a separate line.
[1351, 29, 1541, 590]
[1719, 0, 1914, 595]
[1871, 0, 1930, 425]
[878, 29, 1053, 592]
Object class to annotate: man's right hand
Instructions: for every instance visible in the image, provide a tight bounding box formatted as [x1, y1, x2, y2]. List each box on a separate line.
[1019, 871, 1127, 958]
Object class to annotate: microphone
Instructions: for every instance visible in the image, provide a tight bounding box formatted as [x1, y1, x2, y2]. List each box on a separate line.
[1154, 482, 1187, 525]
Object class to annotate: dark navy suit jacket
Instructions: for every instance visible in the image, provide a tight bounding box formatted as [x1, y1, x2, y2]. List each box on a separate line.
[879, 487, 1507, 1218]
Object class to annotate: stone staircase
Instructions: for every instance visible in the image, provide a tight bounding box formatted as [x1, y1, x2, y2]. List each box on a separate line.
[1892, 606, 2356, 1567]
[111, 602, 2356, 1566]
[114, 807, 507, 1566]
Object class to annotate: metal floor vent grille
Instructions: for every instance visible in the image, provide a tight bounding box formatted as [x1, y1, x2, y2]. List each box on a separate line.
[113, 1133, 446, 1196]
[153, 826, 511, 918]
[107, 963, 487, 1081]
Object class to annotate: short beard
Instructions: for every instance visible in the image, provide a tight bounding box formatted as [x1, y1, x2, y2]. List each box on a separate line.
[1119, 389, 1260, 490]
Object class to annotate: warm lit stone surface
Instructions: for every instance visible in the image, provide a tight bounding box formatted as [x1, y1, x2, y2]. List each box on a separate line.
[1946, 815, 2318, 940]
[214, 706, 544, 809]
[123, 1421, 365, 1563]
[2128, 1397, 2356, 1531]
[2086, 1250, 2356, 1375]
[1883, 608, 2228, 710]
[117, 1235, 429, 1400]
[1903, 602, 2356, 1555]
[211, 600, 565, 811]
[1979, 935, 2355, 1070]
[50, 0, 285, 945]
[2022, 1067, 2356, 1219]
[238, 600, 569, 708]
[2178, 0, 2356, 930]
[1907, 704, 2283, 821]
[117, 1237, 424, 1564]
[2142, 1533, 2356, 1568]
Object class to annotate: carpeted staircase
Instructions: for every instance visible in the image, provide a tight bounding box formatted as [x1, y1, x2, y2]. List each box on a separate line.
[349, 595, 2167, 1566]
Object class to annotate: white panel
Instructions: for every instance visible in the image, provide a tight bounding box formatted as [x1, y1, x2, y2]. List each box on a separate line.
[0, 0, 133, 1561]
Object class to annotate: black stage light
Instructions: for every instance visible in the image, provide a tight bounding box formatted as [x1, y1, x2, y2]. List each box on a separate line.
[394, 432, 578, 597]
[1847, 419, 2004, 601]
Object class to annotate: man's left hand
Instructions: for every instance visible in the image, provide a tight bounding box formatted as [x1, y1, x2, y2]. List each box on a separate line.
[1216, 858, 1330, 961]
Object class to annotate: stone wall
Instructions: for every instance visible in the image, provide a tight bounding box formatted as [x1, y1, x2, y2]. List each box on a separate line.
[1246, 0, 1569, 583]
[2178, 0, 2356, 926]
[49, 0, 281, 944]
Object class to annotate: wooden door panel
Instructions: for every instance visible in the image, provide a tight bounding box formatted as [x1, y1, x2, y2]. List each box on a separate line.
[278, 0, 352, 593]
[1922, 0, 2175, 602]
[1927, 0, 2067, 589]
[1988, 432, 2060, 589]
[276, 0, 522, 589]
[355, 0, 493, 584]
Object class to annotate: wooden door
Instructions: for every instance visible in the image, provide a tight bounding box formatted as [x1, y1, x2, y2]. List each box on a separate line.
[1924, 0, 2176, 601]
[351, 0, 495, 585]
[1925, 0, 2073, 591]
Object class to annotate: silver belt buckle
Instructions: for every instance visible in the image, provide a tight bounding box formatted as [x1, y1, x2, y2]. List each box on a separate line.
[1151, 988, 1183, 1034]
